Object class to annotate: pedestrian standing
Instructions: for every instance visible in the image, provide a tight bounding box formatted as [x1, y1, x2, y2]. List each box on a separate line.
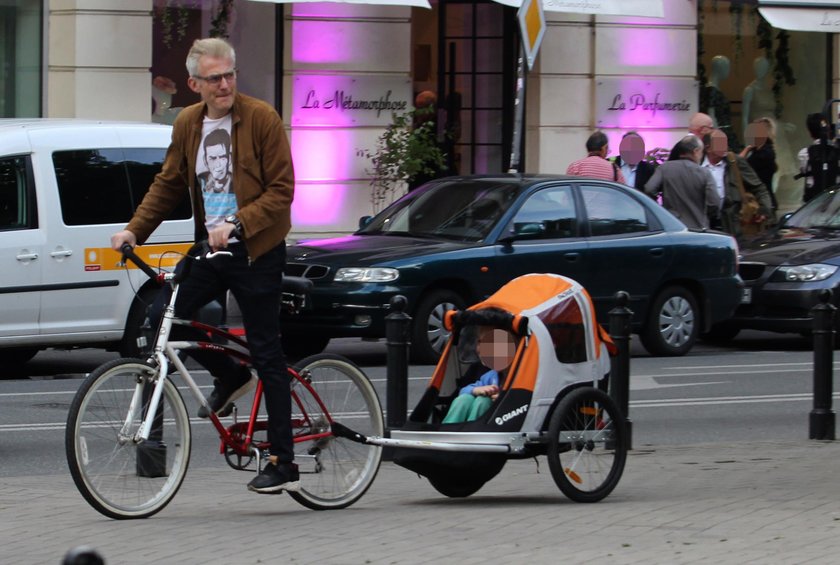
[614, 131, 657, 190]
[740, 117, 778, 212]
[702, 128, 773, 239]
[566, 131, 626, 183]
[644, 135, 719, 229]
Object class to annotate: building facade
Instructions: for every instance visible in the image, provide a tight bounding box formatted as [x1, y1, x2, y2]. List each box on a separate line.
[3, 0, 838, 239]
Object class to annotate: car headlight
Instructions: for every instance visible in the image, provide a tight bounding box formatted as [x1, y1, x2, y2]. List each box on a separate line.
[776, 264, 838, 282]
[333, 267, 399, 282]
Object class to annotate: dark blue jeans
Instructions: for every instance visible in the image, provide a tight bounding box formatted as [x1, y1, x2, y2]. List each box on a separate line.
[151, 241, 292, 462]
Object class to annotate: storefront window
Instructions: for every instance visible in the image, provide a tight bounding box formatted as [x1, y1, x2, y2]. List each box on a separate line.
[698, 1, 831, 213]
[1, 0, 42, 118]
[150, 0, 279, 124]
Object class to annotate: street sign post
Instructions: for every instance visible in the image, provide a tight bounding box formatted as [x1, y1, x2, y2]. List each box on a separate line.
[518, 0, 546, 72]
[509, 0, 545, 172]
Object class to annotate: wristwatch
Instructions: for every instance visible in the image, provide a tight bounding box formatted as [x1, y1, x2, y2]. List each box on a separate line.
[224, 214, 242, 233]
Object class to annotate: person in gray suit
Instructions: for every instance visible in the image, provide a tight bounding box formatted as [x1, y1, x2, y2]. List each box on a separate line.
[644, 135, 719, 229]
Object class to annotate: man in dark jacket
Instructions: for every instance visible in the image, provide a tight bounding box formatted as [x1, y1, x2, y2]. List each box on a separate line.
[614, 131, 657, 191]
[702, 129, 773, 240]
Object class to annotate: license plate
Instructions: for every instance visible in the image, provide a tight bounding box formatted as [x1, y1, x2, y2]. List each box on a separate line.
[741, 288, 752, 304]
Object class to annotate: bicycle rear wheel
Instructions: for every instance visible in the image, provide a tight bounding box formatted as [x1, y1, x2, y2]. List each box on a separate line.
[287, 353, 383, 510]
[65, 358, 191, 519]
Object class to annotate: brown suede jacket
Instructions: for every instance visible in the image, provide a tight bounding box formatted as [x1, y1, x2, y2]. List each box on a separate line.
[127, 93, 295, 260]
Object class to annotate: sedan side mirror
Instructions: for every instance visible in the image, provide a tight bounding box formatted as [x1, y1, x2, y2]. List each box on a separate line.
[498, 222, 544, 244]
[358, 215, 373, 229]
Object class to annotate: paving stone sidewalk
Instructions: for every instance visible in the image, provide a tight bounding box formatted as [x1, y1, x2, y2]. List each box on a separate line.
[2, 440, 839, 564]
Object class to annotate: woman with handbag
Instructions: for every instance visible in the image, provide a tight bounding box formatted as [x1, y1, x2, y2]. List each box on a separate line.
[740, 117, 779, 214]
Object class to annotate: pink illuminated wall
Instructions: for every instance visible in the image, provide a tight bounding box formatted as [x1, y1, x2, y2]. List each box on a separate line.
[288, 9, 412, 230]
[291, 183, 350, 227]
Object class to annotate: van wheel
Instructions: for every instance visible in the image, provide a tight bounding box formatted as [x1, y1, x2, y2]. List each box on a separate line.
[120, 286, 160, 358]
[0, 347, 39, 369]
[640, 286, 698, 356]
[410, 290, 466, 365]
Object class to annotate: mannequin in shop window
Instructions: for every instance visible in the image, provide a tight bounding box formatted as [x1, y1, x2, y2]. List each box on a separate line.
[703, 55, 739, 151]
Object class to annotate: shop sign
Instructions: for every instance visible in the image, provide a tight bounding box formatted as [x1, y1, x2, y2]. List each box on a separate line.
[491, 0, 663, 18]
[595, 78, 698, 129]
[292, 75, 412, 127]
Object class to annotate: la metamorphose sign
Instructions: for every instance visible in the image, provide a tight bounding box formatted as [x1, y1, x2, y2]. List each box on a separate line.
[595, 78, 698, 129]
[292, 75, 412, 127]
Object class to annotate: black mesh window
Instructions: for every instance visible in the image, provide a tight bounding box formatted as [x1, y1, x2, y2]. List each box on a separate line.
[538, 299, 588, 364]
[0, 156, 35, 231]
[53, 149, 133, 225]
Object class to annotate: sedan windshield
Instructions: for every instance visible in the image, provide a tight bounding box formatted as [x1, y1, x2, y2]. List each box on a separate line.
[358, 179, 522, 242]
[785, 189, 840, 229]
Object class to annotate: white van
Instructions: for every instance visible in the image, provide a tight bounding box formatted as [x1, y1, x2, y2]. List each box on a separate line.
[0, 119, 194, 366]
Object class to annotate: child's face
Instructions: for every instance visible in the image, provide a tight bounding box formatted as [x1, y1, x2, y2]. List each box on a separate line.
[477, 329, 516, 371]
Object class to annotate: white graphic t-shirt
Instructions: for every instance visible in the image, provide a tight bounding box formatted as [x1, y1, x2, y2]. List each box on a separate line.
[197, 114, 238, 238]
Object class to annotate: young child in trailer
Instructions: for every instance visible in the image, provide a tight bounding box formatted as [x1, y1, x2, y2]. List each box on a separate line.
[442, 327, 516, 424]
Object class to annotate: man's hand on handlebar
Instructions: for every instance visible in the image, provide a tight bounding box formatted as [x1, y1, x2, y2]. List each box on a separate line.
[208, 222, 239, 251]
[111, 230, 137, 252]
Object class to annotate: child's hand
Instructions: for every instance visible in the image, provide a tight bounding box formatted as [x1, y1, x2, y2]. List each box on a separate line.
[473, 385, 499, 397]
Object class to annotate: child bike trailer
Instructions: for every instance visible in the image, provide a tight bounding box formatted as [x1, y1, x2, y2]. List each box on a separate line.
[351, 273, 628, 502]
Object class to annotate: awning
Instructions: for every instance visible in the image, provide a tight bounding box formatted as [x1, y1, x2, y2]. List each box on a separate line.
[758, 0, 840, 32]
[249, 0, 663, 17]
[248, 0, 432, 8]
[491, 0, 663, 18]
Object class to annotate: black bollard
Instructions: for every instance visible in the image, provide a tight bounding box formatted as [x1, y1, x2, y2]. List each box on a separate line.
[810, 289, 836, 440]
[62, 545, 105, 565]
[608, 290, 633, 450]
[385, 295, 411, 430]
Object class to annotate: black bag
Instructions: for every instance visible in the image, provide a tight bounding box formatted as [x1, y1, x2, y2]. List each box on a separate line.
[804, 141, 840, 202]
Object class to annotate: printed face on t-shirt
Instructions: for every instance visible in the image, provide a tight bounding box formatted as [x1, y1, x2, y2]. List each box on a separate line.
[205, 143, 230, 183]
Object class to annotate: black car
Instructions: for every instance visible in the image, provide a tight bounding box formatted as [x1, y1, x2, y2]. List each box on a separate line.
[282, 175, 742, 363]
[711, 188, 840, 340]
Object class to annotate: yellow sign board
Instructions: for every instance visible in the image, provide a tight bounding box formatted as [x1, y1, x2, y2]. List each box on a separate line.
[518, 0, 546, 71]
[84, 243, 193, 272]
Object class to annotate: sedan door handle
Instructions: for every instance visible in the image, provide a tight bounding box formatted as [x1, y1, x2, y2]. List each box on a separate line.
[648, 247, 665, 257]
[564, 252, 581, 262]
[16, 253, 39, 261]
[50, 249, 73, 258]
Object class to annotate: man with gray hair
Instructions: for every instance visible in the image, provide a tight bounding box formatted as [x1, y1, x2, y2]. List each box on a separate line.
[111, 37, 298, 495]
[645, 135, 720, 229]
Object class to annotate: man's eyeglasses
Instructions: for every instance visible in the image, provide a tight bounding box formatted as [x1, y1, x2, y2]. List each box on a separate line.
[193, 69, 237, 86]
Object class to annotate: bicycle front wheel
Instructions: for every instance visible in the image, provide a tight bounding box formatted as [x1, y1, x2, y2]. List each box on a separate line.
[65, 358, 191, 519]
[288, 354, 383, 510]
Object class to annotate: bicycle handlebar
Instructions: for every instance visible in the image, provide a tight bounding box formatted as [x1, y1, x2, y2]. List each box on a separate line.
[120, 241, 232, 284]
[120, 243, 161, 282]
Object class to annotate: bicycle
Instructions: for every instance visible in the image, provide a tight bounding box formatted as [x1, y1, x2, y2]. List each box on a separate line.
[65, 241, 384, 519]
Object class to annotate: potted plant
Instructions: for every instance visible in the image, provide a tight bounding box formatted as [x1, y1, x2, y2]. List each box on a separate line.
[358, 106, 448, 213]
